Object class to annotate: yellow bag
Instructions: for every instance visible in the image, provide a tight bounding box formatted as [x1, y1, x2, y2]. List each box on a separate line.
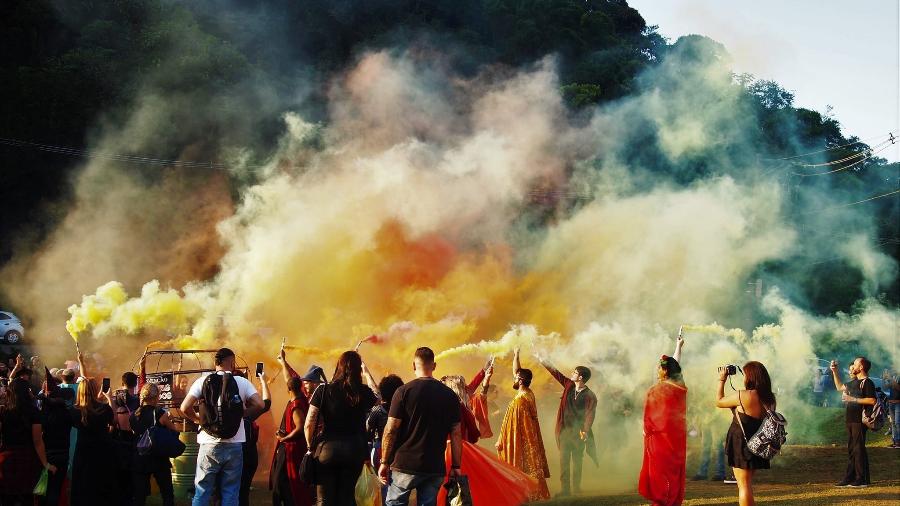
[354, 463, 382, 506]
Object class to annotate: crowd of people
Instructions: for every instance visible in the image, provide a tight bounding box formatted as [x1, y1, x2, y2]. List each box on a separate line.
[0, 336, 894, 506]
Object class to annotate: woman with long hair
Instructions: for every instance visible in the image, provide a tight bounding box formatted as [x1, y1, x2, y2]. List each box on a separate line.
[716, 361, 776, 506]
[304, 351, 378, 505]
[0, 377, 56, 506]
[639, 354, 688, 506]
[437, 370, 537, 506]
[130, 383, 180, 506]
[70, 377, 118, 505]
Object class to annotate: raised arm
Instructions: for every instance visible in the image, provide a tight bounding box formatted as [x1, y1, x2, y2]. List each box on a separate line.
[248, 371, 272, 421]
[535, 354, 568, 387]
[673, 331, 685, 364]
[512, 347, 521, 376]
[138, 353, 147, 390]
[466, 362, 487, 396]
[9, 354, 24, 380]
[277, 348, 299, 383]
[481, 365, 494, 394]
[76, 349, 88, 379]
[361, 361, 381, 401]
[830, 360, 845, 392]
[715, 368, 740, 409]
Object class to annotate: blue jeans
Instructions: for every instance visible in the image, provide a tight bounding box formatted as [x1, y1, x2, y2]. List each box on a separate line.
[696, 428, 726, 478]
[891, 403, 900, 445]
[193, 443, 243, 506]
[385, 471, 444, 506]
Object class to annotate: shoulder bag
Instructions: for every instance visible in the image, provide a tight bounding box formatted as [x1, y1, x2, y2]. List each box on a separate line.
[299, 383, 327, 484]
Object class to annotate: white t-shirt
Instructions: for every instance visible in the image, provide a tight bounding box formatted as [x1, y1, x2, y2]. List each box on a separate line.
[188, 371, 258, 444]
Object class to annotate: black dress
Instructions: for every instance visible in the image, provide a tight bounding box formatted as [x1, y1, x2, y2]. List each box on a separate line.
[70, 404, 119, 505]
[725, 410, 771, 470]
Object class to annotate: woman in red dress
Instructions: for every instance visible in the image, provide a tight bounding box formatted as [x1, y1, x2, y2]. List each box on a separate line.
[639, 353, 688, 506]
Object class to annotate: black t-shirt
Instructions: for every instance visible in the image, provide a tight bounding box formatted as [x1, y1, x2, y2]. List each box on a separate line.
[0, 406, 40, 447]
[845, 378, 877, 423]
[41, 402, 74, 452]
[367, 405, 389, 442]
[310, 383, 378, 438]
[387, 377, 461, 475]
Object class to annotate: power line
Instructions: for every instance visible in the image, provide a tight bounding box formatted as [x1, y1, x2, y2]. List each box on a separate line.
[765, 132, 896, 161]
[793, 143, 894, 176]
[807, 188, 900, 213]
[790, 138, 894, 168]
[0, 137, 265, 170]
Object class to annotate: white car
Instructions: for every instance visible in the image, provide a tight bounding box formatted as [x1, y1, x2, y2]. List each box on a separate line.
[0, 311, 24, 344]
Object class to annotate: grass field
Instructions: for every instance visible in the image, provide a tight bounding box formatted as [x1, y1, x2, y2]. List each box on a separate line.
[150, 408, 899, 505]
[540, 444, 900, 505]
[541, 408, 900, 506]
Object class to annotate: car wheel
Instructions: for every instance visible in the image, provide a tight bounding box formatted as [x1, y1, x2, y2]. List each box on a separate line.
[4, 330, 21, 344]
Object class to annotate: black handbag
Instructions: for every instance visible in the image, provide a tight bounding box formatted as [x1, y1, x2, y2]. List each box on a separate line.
[443, 475, 473, 506]
[136, 407, 186, 459]
[299, 384, 327, 484]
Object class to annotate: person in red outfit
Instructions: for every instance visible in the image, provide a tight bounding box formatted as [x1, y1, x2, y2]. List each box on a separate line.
[270, 349, 319, 506]
[437, 367, 537, 506]
[639, 352, 688, 506]
[535, 354, 597, 497]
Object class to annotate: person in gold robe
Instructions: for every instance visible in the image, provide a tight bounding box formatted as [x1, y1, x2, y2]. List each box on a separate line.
[495, 347, 551, 501]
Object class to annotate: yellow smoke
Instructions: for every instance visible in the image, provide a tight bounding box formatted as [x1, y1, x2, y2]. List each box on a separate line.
[436, 325, 556, 361]
[65, 280, 204, 344]
[682, 323, 747, 342]
[65, 281, 128, 341]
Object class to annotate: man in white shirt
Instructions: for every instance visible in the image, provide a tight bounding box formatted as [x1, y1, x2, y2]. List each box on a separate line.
[181, 348, 265, 506]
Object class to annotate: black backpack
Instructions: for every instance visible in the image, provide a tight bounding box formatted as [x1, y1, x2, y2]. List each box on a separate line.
[198, 373, 244, 439]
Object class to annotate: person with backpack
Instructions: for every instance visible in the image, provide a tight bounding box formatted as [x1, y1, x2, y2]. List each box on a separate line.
[179, 348, 266, 506]
[130, 383, 180, 506]
[830, 357, 877, 488]
[716, 361, 777, 506]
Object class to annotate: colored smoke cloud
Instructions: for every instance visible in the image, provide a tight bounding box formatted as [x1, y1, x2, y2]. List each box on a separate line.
[2, 36, 898, 495]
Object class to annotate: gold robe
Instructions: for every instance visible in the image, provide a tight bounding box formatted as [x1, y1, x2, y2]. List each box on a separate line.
[497, 386, 551, 501]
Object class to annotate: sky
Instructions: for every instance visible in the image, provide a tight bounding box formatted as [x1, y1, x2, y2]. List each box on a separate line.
[629, 0, 900, 162]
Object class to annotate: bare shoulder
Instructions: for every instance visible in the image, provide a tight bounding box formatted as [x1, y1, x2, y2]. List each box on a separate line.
[739, 389, 765, 414]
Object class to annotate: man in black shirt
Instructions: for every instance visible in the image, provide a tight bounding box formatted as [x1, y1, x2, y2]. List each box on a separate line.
[378, 347, 462, 506]
[830, 356, 877, 487]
